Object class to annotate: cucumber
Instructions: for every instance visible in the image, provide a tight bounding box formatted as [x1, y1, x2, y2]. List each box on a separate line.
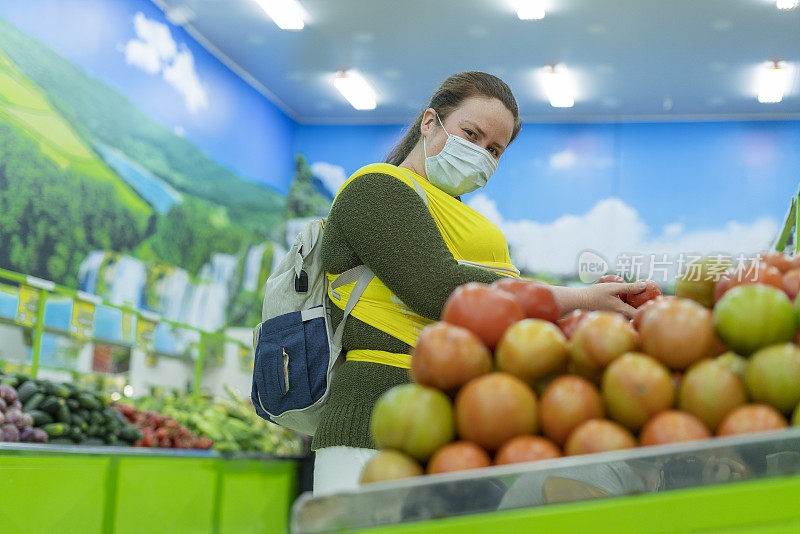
[104, 434, 118, 446]
[77, 393, 101, 410]
[48, 382, 71, 398]
[42, 423, 68, 437]
[86, 424, 99, 437]
[69, 426, 84, 442]
[23, 392, 46, 412]
[40, 396, 64, 415]
[71, 415, 87, 429]
[66, 398, 80, 411]
[29, 410, 53, 426]
[120, 426, 143, 443]
[16, 380, 40, 403]
[56, 402, 71, 424]
[89, 412, 104, 425]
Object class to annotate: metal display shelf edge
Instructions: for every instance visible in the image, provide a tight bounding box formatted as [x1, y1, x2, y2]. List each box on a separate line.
[292, 427, 800, 533]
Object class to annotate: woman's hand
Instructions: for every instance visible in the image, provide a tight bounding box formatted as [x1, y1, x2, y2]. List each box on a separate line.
[550, 281, 647, 319]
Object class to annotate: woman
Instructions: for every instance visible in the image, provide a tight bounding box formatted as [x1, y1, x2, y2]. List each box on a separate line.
[312, 72, 644, 495]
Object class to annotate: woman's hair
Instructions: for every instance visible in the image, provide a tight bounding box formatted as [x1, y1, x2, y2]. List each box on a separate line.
[385, 71, 521, 166]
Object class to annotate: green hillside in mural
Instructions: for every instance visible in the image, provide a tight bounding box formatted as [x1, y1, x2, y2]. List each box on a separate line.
[0, 49, 152, 219]
[0, 15, 285, 237]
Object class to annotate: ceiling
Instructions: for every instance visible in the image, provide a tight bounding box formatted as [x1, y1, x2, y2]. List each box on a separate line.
[152, 0, 800, 123]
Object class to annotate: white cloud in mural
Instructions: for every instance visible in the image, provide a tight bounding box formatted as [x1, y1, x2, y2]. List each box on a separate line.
[162, 47, 208, 114]
[549, 150, 578, 170]
[123, 12, 208, 114]
[467, 194, 777, 278]
[310, 162, 348, 196]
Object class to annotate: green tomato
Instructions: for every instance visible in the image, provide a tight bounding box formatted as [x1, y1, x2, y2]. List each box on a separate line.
[371, 383, 454, 461]
[713, 285, 795, 355]
[747, 343, 800, 413]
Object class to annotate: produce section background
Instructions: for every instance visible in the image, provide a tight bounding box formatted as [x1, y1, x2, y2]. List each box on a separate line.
[0, 0, 799, 350]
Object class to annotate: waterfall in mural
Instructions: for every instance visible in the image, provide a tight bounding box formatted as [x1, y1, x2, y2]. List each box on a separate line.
[77, 242, 281, 332]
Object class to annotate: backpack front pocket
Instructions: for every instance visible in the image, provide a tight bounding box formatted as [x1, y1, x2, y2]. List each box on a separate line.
[251, 308, 328, 421]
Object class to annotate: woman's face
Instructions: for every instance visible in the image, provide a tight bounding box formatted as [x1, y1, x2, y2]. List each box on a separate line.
[420, 96, 516, 163]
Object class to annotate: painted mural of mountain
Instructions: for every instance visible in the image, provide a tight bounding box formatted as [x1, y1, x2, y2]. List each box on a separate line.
[0, 16, 285, 237]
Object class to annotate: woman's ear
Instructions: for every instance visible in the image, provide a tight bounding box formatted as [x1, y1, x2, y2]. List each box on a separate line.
[419, 107, 437, 137]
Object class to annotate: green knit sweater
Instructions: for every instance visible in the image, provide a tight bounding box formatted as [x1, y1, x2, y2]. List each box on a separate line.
[311, 170, 502, 450]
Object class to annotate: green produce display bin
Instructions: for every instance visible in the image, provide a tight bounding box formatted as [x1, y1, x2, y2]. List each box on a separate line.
[0, 443, 300, 534]
[293, 428, 800, 533]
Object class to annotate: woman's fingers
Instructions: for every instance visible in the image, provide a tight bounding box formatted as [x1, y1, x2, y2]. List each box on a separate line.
[612, 299, 638, 319]
[606, 281, 648, 295]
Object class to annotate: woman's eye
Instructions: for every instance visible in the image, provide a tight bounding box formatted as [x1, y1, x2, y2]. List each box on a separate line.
[464, 129, 476, 139]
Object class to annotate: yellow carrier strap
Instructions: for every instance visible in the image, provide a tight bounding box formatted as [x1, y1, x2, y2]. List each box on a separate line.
[345, 349, 411, 369]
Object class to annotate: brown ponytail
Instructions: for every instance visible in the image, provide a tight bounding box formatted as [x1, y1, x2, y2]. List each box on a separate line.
[385, 71, 521, 166]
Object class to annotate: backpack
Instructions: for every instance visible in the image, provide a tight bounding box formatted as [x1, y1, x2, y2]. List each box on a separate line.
[251, 171, 428, 436]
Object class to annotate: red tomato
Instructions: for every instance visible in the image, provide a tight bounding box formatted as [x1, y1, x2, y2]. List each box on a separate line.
[716, 264, 786, 301]
[539, 375, 604, 446]
[442, 283, 525, 350]
[427, 441, 492, 474]
[626, 280, 663, 308]
[639, 410, 711, 446]
[564, 419, 637, 455]
[494, 435, 561, 465]
[455, 373, 538, 452]
[410, 322, 492, 393]
[632, 296, 676, 330]
[557, 310, 589, 339]
[761, 252, 794, 274]
[783, 269, 800, 300]
[717, 404, 788, 436]
[492, 278, 559, 323]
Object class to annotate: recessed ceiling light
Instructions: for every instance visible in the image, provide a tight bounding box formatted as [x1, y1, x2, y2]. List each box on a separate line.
[776, 0, 798, 10]
[539, 64, 574, 108]
[758, 60, 791, 104]
[254, 0, 306, 31]
[334, 70, 377, 110]
[515, 0, 546, 21]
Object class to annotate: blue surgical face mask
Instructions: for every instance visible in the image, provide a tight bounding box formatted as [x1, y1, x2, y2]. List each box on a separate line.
[423, 113, 498, 197]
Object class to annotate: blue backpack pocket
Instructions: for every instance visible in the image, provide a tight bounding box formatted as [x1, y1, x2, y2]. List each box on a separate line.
[251, 306, 329, 422]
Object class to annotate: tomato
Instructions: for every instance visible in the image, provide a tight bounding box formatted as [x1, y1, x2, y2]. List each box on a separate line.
[639, 298, 715, 370]
[717, 264, 787, 300]
[455, 373, 538, 452]
[494, 435, 561, 465]
[557, 310, 589, 339]
[410, 322, 492, 393]
[539, 375, 604, 446]
[371, 384, 454, 461]
[679, 359, 748, 431]
[783, 269, 800, 300]
[626, 280, 663, 309]
[442, 283, 525, 350]
[427, 441, 492, 474]
[495, 319, 569, 385]
[492, 278, 559, 323]
[639, 410, 711, 446]
[360, 450, 423, 484]
[596, 274, 628, 302]
[746, 343, 800, 413]
[713, 285, 796, 355]
[677, 256, 733, 308]
[631, 296, 676, 330]
[715, 352, 748, 382]
[717, 404, 788, 436]
[761, 252, 794, 274]
[570, 311, 639, 372]
[602, 352, 675, 431]
[564, 419, 637, 455]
